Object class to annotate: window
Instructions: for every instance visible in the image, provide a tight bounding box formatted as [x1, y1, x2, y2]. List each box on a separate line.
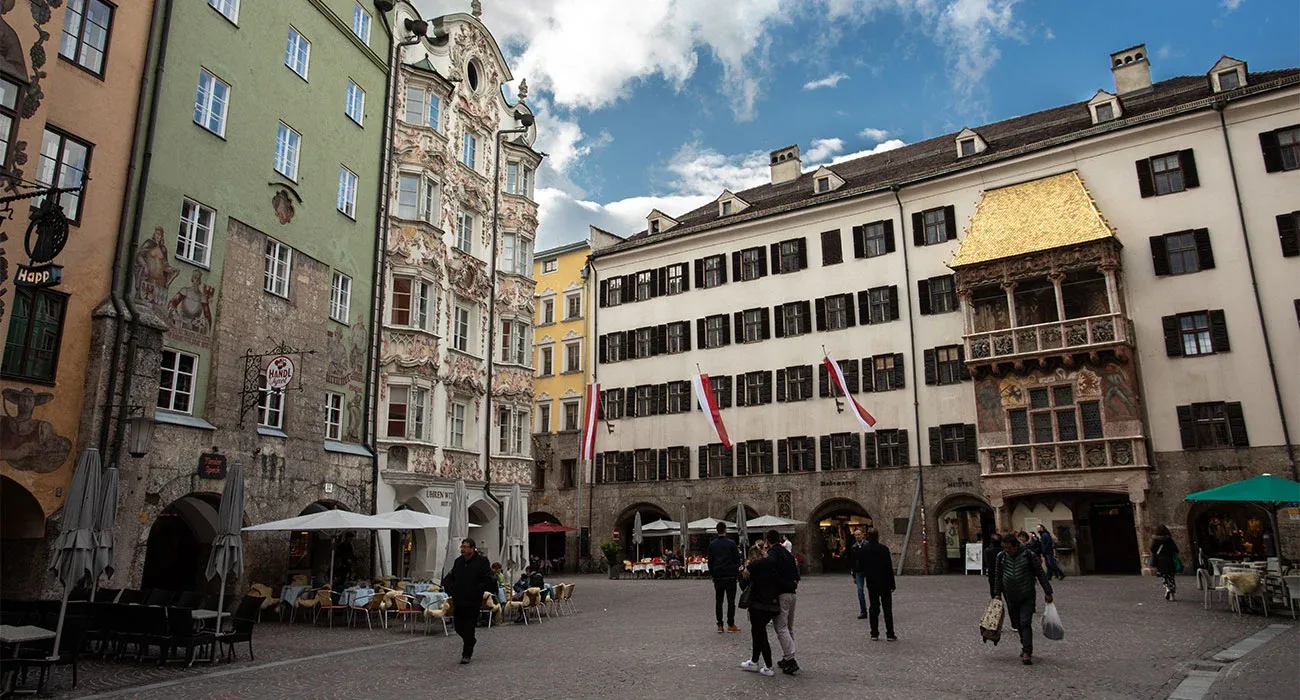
[285, 27, 311, 79]
[539, 299, 554, 325]
[816, 176, 830, 193]
[403, 87, 441, 130]
[666, 264, 686, 295]
[604, 277, 623, 307]
[936, 424, 969, 464]
[737, 440, 774, 476]
[505, 162, 534, 198]
[824, 433, 859, 470]
[959, 138, 976, 157]
[821, 230, 843, 266]
[1095, 102, 1114, 122]
[1217, 69, 1239, 91]
[194, 70, 230, 136]
[542, 259, 558, 274]
[737, 370, 770, 407]
[564, 341, 581, 373]
[396, 173, 439, 223]
[633, 450, 656, 482]
[1150, 229, 1214, 276]
[854, 220, 894, 258]
[1137, 151, 1199, 197]
[536, 403, 551, 433]
[776, 239, 804, 274]
[154, 348, 197, 413]
[351, 3, 371, 44]
[59, 0, 113, 75]
[1163, 310, 1228, 357]
[456, 212, 474, 253]
[1261, 125, 1300, 173]
[2, 287, 67, 383]
[703, 315, 728, 349]
[337, 166, 359, 218]
[709, 376, 733, 409]
[922, 208, 950, 245]
[461, 132, 478, 169]
[738, 248, 764, 281]
[501, 232, 531, 274]
[925, 345, 967, 385]
[177, 199, 215, 266]
[876, 429, 906, 467]
[1009, 387, 1103, 445]
[667, 448, 690, 480]
[274, 122, 301, 180]
[822, 294, 851, 331]
[345, 80, 365, 125]
[1, 78, 18, 167]
[390, 277, 432, 330]
[263, 239, 291, 297]
[634, 328, 653, 359]
[870, 354, 905, 392]
[497, 408, 527, 455]
[701, 255, 725, 288]
[604, 332, 625, 362]
[778, 301, 811, 337]
[34, 129, 91, 221]
[330, 272, 351, 323]
[667, 381, 691, 413]
[649, 219, 661, 235]
[1178, 402, 1248, 449]
[501, 320, 528, 364]
[818, 359, 858, 398]
[209, 0, 239, 23]
[919, 275, 956, 315]
[721, 200, 733, 216]
[539, 346, 553, 375]
[563, 401, 581, 431]
[1279, 212, 1300, 257]
[635, 271, 653, 301]
[1151, 153, 1184, 195]
[602, 388, 625, 420]
[778, 365, 814, 402]
[741, 308, 765, 343]
[453, 304, 472, 352]
[632, 385, 654, 417]
[325, 392, 344, 441]
[866, 286, 896, 324]
[786, 437, 816, 473]
[258, 373, 285, 430]
[565, 293, 582, 319]
[704, 443, 733, 478]
[448, 401, 467, 448]
[666, 321, 689, 354]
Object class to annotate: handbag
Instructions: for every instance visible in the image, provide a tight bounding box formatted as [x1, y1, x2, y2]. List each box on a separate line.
[1172, 552, 1184, 574]
[737, 586, 752, 609]
[979, 598, 1005, 645]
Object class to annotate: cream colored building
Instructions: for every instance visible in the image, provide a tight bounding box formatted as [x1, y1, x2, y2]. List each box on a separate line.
[576, 47, 1299, 574]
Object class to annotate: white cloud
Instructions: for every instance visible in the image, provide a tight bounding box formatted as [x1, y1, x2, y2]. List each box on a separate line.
[936, 0, 1023, 96]
[1221, 0, 1245, 11]
[1044, 27, 1055, 40]
[803, 72, 850, 90]
[828, 138, 907, 164]
[858, 127, 891, 142]
[806, 138, 846, 163]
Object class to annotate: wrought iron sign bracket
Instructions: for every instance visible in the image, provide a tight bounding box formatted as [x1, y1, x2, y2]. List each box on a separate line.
[238, 340, 316, 428]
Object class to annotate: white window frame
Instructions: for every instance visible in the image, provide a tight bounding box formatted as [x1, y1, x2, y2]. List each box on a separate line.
[351, 3, 371, 45]
[285, 26, 311, 80]
[541, 259, 558, 274]
[209, 0, 239, 23]
[34, 129, 90, 221]
[500, 319, 528, 365]
[564, 340, 581, 373]
[264, 239, 292, 298]
[536, 402, 551, 433]
[274, 122, 301, 181]
[389, 276, 433, 331]
[345, 79, 365, 125]
[177, 198, 215, 267]
[453, 302, 473, 352]
[815, 176, 829, 193]
[562, 400, 581, 432]
[337, 165, 358, 219]
[325, 391, 344, 441]
[539, 345, 553, 375]
[565, 292, 582, 320]
[157, 349, 198, 414]
[258, 373, 285, 430]
[448, 400, 468, 448]
[330, 271, 351, 323]
[461, 132, 477, 170]
[387, 384, 428, 441]
[501, 232, 531, 274]
[194, 69, 230, 137]
[456, 211, 474, 253]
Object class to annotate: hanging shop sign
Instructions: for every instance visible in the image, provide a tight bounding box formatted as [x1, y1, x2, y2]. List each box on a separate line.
[265, 355, 296, 389]
[197, 450, 228, 479]
[16, 198, 70, 288]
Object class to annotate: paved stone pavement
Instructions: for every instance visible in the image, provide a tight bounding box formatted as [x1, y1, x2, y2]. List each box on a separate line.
[28, 574, 1296, 700]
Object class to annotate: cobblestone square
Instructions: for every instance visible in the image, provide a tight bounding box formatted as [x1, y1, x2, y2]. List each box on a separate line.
[30, 574, 1295, 700]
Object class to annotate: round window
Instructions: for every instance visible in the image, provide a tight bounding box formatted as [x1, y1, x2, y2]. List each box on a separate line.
[467, 59, 480, 92]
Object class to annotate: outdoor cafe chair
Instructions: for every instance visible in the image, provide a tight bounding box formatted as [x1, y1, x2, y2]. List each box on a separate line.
[519, 587, 544, 624]
[136, 606, 173, 663]
[424, 600, 452, 636]
[117, 589, 144, 605]
[289, 587, 327, 624]
[162, 607, 216, 666]
[93, 588, 122, 603]
[479, 591, 501, 628]
[347, 591, 381, 631]
[11, 613, 88, 694]
[217, 596, 261, 662]
[387, 592, 424, 632]
[174, 591, 205, 609]
[311, 589, 347, 628]
[247, 584, 282, 622]
[548, 584, 567, 617]
[143, 589, 177, 607]
[1282, 574, 1300, 619]
[561, 583, 578, 615]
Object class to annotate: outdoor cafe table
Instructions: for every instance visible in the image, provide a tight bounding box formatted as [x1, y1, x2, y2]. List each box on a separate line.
[416, 591, 448, 610]
[405, 583, 437, 594]
[1, 626, 55, 696]
[341, 588, 374, 607]
[281, 585, 310, 606]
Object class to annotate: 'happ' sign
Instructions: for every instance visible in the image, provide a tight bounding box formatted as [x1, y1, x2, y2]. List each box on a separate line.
[265, 355, 296, 389]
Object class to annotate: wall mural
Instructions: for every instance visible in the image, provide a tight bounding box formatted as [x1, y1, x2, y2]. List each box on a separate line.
[166, 269, 214, 348]
[1, 387, 72, 473]
[975, 377, 1004, 434]
[133, 227, 179, 307]
[1100, 363, 1138, 422]
[272, 190, 296, 225]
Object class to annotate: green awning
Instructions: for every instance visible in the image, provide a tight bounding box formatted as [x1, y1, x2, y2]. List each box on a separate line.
[1185, 474, 1300, 504]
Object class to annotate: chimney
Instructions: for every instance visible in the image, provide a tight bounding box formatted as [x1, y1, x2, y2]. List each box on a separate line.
[1110, 44, 1152, 95]
[769, 145, 801, 185]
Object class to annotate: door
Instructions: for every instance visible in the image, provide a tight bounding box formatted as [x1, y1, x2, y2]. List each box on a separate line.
[1089, 502, 1140, 574]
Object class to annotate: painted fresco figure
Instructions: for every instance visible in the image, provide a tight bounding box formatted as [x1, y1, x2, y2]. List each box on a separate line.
[0, 388, 72, 473]
[167, 270, 214, 332]
[134, 226, 179, 306]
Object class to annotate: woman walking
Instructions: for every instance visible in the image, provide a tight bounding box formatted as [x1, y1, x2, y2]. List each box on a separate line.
[739, 543, 780, 677]
[1150, 525, 1180, 601]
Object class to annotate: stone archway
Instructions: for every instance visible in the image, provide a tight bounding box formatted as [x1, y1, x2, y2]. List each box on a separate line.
[468, 498, 500, 570]
[808, 498, 872, 574]
[0, 477, 52, 596]
[286, 500, 353, 587]
[614, 501, 669, 561]
[391, 499, 439, 580]
[142, 492, 223, 592]
[527, 511, 566, 571]
[1186, 501, 1274, 562]
[0, 476, 44, 540]
[933, 493, 995, 573]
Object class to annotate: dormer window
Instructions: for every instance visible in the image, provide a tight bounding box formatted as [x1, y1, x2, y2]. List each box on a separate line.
[959, 139, 976, 158]
[650, 219, 661, 235]
[721, 200, 733, 216]
[1217, 70, 1239, 91]
[1208, 56, 1248, 94]
[1088, 89, 1122, 125]
[955, 128, 987, 159]
[1095, 103, 1114, 122]
[809, 167, 844, 194]
[816, 177, 830, 193]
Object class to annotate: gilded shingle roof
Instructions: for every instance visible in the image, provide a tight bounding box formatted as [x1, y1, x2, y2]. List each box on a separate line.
[950, 171, 1114, 268]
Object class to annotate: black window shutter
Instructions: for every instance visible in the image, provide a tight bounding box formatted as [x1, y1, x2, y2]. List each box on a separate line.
[733, 442, 748, 475]
[1150, 235, 1171, 276]
[851, 225, 865, 258]
[696, 318, 707, 347]
[928, 427, 942, 465]
[595, 454, 604, 483]
[625, 274, 637, 303]
[963, 424, 978, 463]
[863, 433, 877, 468]
[656, 267, 667, 297]
[844, 294, 857, 327]
[599, 335, 608, 364]
[1278, 213, 1300, 257]
[757, 249, 768, 277]
[732, 251, 742, 279]
[1225, 402, 1250, 447]
[657, 449, 668, 479]
[760, 372, 772, 404]
[1176, 405, 1196, 449]
[625, 329, 636, 358]
[800, 301, 811, 332]
[847, 434, 861, 468]
[719, 377, 732, 409]
[797, 239, 808, 270]
[843, 360, 859, 393]
[884, 219, 896, 253]
[683, 322, 692, 351]
[1162, 315, 1183, 357]
[1209, 310, 1230, 352]
[655, 324, 667, 355]
[822, 230, 842, 265]
[722, 319, 731, 346]
[778, 439, 788, 472]
[818, 364, 830, 398]
[698, 446, 707, 475]
[1136, 158, 1156, 198]
[897, 430, 910, 466]
[1260, 131, 1283, 173]
[943, 205, 957, 241]
[761, 310, 771, 340]
[893, 354, 905, 389]
[625, 389, 636, 417]
[776, 369, 787, 402]
[815, 297, 827, 331]
[693, 258, 704, 289]
[918, 279, 933, 315]
[773, 305, 786, 337]
[820, 436, 832, 471]
[857, 290, 871, 324]
[1180, 149, 1200, 188]
[911, 212, 925, 246]
[958, 345, 970, 380]
[889, 286, 900, 320]
[770, 243, 781, 274]
[597, 391, 606, 420]
[860, 358, 874, 393]
[657, 384, 668, 415]
[1193, 228, 1216, 269]
[733, 311, 744, 343]
[719, 256, 728, 284]
[734, 375, 746, 407]
[923, 348, 937, 385]
[599, 280, 608, 308]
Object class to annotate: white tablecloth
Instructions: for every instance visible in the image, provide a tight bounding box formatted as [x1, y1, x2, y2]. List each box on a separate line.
[341, 588, 374, 607]
[281, 585, 310, 605]
[687, 562, 708, 574]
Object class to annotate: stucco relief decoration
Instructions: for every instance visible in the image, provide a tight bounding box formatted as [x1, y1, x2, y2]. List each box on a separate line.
[394, 125, 451, 172]
[166, 269, 215, 348]
[1, 387, 72, 473]
[445, 353, 486, 393]
[442, 451, 483, 481]
[408, 446, 439, 475]
[494, 278, 532, 311]
[446, 248, 491, 300]
[389, 225, 447, 270]
[133, 227, 180, 307]
[0, 0, 33, 197]
[492, 460, 531, 486]
[492, 367, 532, 400]
[272, 190, 296, 225]
[1075, 368, 1102, 399]
[381, 331, 441, 379]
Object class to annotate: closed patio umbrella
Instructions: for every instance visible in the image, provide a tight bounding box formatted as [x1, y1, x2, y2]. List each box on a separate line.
[501, 483, 526, 582]
[207, 459, 245, 628]
[91, 463, 120, 594]
[680, 504, 689, 558]
[442, 479, 469, 575]
[633, 511, 643, 561]
[50, 447, 102, 657]
[736, 503, 748, 550]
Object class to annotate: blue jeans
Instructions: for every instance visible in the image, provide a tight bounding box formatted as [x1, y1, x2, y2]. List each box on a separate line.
[854, 573, 867, 614]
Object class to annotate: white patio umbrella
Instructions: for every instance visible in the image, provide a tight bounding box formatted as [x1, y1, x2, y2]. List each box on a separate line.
[371, 509, 451, 530]
[243, 509, 393, 586]
[746, 514, 804, 532]
[50, 448, 102, 657]
[91, 462, 120, 596]
[501, 483, 527, 582]
[640, 518, 680, 533]
[688, 517, 736, 534]
[632, 511, 644, 561]
[736, 503, 748, 550]
[441, 479, 469, 576]
[206, 459, 245, 628]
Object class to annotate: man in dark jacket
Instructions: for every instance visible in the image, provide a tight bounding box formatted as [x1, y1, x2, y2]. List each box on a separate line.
[441, 538, 495, 664]
[708, 522, 741, 633]
[766, 530, 801, 675]
[1036, 524, 1065, 580]
[856, 528, 897, 641]
[992, 533, 1054, 665]
[849, 529, 869, 619]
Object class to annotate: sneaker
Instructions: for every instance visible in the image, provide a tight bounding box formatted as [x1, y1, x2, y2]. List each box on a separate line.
[718, 623, 725, 633]
[459, 656, 471, 665]
[886, 634, 898, 642]
[740, 660, 760, 672]
[727, 624, 742, 633]
[857, 613, 868, 619]
[1021, 652, 1032, 666]
[759, 666, 775, 677]
[870, 634, 879, 641]
[781, 659, 800, 675]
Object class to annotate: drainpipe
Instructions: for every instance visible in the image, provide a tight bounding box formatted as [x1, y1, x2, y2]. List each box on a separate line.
[893, 185, 929, 576]
[584, 256, 597, 548]
[1214, 102, 1297, 481]
[100, 0, 168, 456]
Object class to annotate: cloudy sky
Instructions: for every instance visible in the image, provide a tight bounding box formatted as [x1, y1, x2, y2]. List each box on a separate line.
[412, 0, 1298, 250]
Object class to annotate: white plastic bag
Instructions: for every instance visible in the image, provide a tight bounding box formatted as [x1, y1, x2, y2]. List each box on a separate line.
[1041, 602, 1064, 641]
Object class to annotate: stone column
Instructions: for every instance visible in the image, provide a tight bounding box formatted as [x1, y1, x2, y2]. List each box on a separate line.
[1101, 265, 1120, 316]
[1002, 281, 1018, 328]
[1049, 272, 1066, 322]
[958, 290, 974, 336]
[1130, 488, 1153, 576]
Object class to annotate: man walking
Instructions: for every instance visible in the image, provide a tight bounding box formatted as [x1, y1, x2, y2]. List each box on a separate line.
[766, 530, 800, 675]
[1036, 524, 1065, 580]
[441, 538, 495, 664]
[857, 529, 896, 641]
[709, 522, 742, 633]
[992, 533, 1054, 665]
[849, 529, 869, 619]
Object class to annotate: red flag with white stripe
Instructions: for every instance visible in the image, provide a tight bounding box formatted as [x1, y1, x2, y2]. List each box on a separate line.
[580, 383, 600, 460]
[692, 373, 732, 449]
[823, 353, 877, 431]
